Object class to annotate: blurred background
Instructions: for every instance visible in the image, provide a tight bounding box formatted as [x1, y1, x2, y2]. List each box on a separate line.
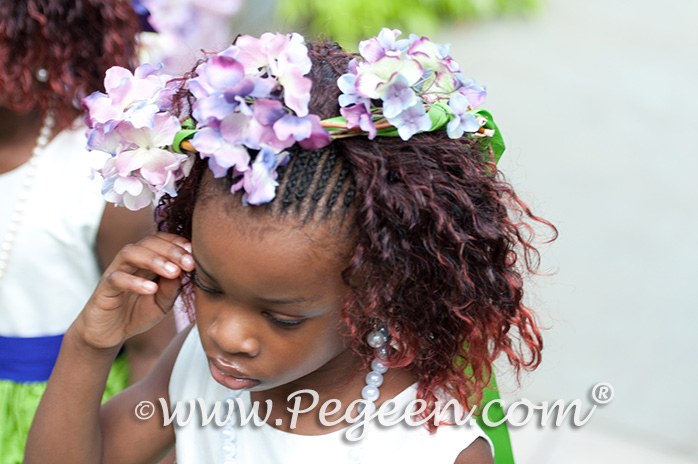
[435, 1, 698, 463]
[136, 0, 698, 461]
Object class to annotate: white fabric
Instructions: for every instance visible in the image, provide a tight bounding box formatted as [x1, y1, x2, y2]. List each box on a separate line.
[0, 126, 107, 337]
[170, 329, 493, 464]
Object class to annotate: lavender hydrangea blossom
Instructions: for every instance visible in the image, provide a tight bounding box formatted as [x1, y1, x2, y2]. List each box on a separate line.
[187, 32, 329, 204]
[337, 28, 488, 142]
[84, 64, 186, 211]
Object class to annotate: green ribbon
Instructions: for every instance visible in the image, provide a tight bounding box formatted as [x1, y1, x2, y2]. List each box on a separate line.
[427, 102, 454, 131]
[469, 108, 506, 164]
[172, 118, 198, 154]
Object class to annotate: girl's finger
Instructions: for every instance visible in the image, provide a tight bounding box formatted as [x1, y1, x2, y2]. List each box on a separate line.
[153, 277, 183, 314]
[101, 270, 159, 301]
[150, 232, 192, 252]
[136, 233, 195, 273]
[114, 244, 185, 282]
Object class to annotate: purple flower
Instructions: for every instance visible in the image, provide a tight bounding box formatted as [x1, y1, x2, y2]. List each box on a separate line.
[241, 147, 289, 205]
[218, 112, 258, 149]
[296, 115, 331, 150]
[191, 126, 250, 177]
[358, 28, 410, 62]
[84, 64, 175, 130]
[388, 102, 432, 141]
[446, 93, 480, 138]
[337, 73, 361, 107]
[279, 67, 312, 117]
[138, 0, 242, 74]
[381, 74, 418, 119]
[93, 108, 192, 211]
[458, 77, 487, 108]
[354, 56, 423, 100]
[101, 172, 154, 211]
[215, 99, 290, 151]
[189, 32, 325, 158]
[340, 103, 377, 139]
[112, 112, 183, 185]
[86, 123, 126, 155]
[232, 32, 313, 117]
[190, 55, 254, 124]
[407, 37, 454, 74]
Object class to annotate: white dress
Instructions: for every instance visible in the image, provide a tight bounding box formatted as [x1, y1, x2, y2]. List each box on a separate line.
[0, 126, 106, 338]
[170, 329, 493, 464]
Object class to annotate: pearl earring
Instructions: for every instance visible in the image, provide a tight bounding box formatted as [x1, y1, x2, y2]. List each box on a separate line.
[35, 68, 49, 83]
[360, 325, 390, 408]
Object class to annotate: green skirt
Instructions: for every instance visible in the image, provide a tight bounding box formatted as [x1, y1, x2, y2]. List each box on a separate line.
[0, 355, 129, 464]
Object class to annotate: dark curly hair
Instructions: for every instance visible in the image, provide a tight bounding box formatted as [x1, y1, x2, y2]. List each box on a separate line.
[0, 0, 139, 129]
[159, 41, 556, 429]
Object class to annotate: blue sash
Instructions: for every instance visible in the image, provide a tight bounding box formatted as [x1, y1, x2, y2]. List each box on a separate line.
[0, 334, 64, 383]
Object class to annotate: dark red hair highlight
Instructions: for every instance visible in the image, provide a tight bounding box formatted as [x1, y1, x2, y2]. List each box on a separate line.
[0, 0, 139, 128]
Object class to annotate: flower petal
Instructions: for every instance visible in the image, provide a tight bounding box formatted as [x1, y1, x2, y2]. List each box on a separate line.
[219, 112, 251, 146]
[139, 148, 181, 186]
[381, 74, 417, 119]
[297, 115, 331, 149]
[272, 114, 311, 142]
[193, 94, 237, 124]
[252, 99, 286, 126]
[104, 67, 133, 94]
[242, 148, 284, 205]
[204, 55, 245, 91]
[86, 124, 125, 155]
[279, 68, 312, 117]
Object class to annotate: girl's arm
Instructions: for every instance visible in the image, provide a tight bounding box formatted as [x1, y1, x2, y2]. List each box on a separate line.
[96, 204, 177, 384]
[453, 438, 496, 464]
[24, 232, 195, 464]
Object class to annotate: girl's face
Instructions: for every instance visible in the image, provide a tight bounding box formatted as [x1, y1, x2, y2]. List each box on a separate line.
[191, 188, 357, 393]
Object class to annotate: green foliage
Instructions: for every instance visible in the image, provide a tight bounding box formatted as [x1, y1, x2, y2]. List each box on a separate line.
[277, 0, 538, 48]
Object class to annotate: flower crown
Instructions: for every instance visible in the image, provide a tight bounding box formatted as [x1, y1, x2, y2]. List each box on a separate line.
[84, 28, 504, 211]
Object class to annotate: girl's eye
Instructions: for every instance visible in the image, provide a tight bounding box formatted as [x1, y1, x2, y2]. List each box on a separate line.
[192, 271, 222, 295]
[264, 312, 306, 329]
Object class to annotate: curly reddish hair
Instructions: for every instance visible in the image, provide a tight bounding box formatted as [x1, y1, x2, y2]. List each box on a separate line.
[0, 0, 139, 128]
[159, 41, 556, 429]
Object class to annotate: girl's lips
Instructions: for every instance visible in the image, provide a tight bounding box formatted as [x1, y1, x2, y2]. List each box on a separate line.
[208, 360, 260, 390]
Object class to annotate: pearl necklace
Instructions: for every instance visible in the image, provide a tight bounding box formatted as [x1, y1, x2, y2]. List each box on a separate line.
[0, 112, 55, 284]
[220, 326, 390, 464]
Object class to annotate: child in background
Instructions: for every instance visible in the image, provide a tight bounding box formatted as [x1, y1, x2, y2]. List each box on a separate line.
[26, 30, 554, 463]
[0, 2, 175, 462]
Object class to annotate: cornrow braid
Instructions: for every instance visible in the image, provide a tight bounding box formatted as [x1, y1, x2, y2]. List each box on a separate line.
[270, 144, 354, 223]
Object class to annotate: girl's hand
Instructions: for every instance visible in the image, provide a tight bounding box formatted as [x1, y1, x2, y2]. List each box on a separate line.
[74, 232, 195, 351]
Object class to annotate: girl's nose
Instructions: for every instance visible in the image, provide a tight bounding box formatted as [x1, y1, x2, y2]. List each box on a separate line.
[207, 310, 261, 357]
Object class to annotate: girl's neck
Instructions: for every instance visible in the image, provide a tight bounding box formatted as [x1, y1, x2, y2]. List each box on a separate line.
[0, 107, 53, 174]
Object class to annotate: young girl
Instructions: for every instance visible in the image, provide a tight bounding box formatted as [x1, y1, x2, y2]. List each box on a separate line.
[26, 30, 552, 464]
